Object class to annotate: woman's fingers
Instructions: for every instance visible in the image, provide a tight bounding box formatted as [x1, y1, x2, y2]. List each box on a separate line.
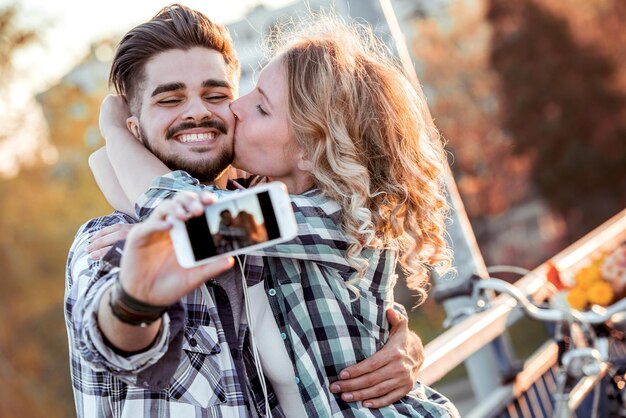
[88, 247, 113, 260]
[91, 223, 124, 241]
[87, 224, 134, 257]
[87, 224, 134, 260]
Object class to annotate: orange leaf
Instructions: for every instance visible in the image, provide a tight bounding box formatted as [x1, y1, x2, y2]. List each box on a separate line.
[547, 260, 566, 290]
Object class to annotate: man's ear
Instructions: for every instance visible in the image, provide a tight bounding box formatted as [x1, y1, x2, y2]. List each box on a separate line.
[126, 116, 143, 144]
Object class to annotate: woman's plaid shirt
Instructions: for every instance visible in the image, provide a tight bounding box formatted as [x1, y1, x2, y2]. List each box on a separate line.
[135, 171, 459, 418]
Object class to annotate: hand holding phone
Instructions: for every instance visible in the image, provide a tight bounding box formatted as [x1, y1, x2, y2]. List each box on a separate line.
[169, 182, 298, 268]
[116, 193, 236, 308]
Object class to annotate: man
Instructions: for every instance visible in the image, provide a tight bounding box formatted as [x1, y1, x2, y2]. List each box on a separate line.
[65, 4, 424, 417]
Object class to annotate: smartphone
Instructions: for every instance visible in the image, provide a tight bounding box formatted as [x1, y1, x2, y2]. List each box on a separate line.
[169, 182, 298, 268]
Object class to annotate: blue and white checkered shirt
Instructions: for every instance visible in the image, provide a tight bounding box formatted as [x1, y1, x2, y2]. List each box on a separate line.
[65, 210, 284, 418]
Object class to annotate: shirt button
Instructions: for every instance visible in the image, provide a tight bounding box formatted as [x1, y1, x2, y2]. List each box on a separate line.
[189, 338, 198, 347]
[295, 376, 300, 385]
[268, 288, 277, 296]
[281, 332, 287, 340]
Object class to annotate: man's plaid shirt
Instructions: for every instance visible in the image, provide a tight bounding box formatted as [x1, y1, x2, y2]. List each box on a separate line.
[65, 210, 285, 418]
[135, 171, 459, 417]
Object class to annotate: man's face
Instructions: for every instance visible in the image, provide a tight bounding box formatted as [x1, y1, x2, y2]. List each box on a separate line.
[220, 210, 233, 223]
[129, 47, 237, 183]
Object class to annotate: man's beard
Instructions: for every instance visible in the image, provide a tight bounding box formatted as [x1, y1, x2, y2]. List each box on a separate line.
[141, 124, 234, 183]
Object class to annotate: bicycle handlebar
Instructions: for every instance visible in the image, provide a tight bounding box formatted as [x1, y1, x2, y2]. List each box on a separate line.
[478, 278, 626, 324]
[435, 274, 626, 325]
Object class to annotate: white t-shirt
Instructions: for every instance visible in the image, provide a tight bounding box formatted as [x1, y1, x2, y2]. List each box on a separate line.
[247, 282, 307, 417]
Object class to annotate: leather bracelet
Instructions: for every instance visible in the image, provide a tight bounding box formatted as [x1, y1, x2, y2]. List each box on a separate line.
[108, 278, 169, 327]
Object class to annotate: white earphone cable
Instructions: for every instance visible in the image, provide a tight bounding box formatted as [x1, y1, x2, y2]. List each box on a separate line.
[198, 256, 272, 417]
[237, 255, 272, 418]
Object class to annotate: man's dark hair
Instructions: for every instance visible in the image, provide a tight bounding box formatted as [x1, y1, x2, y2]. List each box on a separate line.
[109, 3, 239, 113]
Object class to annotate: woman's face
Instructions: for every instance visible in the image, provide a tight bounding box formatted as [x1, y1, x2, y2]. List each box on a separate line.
[230, 57, 312, 193]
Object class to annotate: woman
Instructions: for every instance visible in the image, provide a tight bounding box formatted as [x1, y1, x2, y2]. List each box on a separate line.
[98, 16, 457, 417]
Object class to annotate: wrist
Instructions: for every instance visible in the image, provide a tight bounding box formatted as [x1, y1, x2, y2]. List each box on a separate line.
[108, 278, 169, 327]
[101, 124, 129, 142]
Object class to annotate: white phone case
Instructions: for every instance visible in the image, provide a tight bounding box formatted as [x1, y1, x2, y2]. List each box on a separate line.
[169, 182, 297, 268]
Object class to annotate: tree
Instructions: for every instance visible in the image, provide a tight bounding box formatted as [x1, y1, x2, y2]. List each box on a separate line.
[412, 0, 533, 219]
[0, 4, 38, 79]
[0, 3, 52, 177]
[488, 0, 626, 241]
[0, 6, 112, 417]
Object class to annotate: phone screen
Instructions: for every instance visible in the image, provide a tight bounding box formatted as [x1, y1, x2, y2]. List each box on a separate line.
[185, 191, 281, 261]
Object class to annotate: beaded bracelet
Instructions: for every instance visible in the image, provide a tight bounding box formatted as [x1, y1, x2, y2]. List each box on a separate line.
[108, 278, 169, 327]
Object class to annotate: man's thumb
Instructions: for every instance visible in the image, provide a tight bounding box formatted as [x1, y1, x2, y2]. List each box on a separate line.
[200, 256, 235, 280]
[386, 308, 403, 327]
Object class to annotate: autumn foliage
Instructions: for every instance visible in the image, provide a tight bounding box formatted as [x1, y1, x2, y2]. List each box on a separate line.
[487, 0, 626, 240]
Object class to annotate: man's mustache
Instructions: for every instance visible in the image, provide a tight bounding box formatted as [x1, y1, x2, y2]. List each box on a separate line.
[166, 120, 228, 139]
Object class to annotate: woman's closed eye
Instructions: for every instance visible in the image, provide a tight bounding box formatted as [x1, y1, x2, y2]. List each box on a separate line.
[256, 104, 269, 116]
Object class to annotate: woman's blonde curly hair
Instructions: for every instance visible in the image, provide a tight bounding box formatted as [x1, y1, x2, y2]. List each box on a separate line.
[270, 16, 452, 303]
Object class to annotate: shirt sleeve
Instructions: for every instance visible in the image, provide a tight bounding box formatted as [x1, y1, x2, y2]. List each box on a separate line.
[65, 214, 184, 389]
[390, 301, 407, 317]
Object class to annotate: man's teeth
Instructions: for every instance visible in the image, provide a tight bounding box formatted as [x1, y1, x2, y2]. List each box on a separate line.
[179, 132, 216, 143]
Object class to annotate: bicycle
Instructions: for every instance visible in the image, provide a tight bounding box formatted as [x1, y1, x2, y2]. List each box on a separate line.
[432, 269, 626, 418]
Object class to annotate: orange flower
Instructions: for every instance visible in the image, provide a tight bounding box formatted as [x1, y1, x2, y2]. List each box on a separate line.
[587, 280, 614, 306]
[566, 287, 588, 310]
[574, 264, 603, 289]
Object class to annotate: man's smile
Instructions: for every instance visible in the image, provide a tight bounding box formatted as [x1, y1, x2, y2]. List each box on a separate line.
[175, 130, 218, 143]
[167, 120, 228, 146]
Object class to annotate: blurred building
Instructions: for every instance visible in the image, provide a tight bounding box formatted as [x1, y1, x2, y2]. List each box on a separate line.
[226, 0, 436, 93]
[36, 41, 113, 149]
[35, 40, 114, 185]
[227, 0, 331, 94]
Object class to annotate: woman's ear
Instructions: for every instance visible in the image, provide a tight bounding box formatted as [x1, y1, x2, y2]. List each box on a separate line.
[126, 116, 143, 143]
[297, 153, 314, 172]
